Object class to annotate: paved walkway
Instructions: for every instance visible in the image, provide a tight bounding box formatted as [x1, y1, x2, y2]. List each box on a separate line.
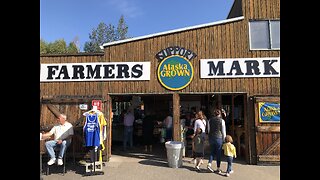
[41, 144, 280, 180]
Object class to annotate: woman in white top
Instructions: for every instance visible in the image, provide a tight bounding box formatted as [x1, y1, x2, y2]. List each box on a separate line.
[193, 110, 207, 138]
[191, 110, 207, 165]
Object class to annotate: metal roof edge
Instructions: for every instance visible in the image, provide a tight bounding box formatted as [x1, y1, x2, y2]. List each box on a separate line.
[101, 16, 244, 48]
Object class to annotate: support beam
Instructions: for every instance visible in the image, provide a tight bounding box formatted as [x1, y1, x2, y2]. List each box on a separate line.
[173, 93, 180, 141]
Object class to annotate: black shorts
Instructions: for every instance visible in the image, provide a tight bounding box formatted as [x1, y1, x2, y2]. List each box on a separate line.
[194, 152, 204, 158]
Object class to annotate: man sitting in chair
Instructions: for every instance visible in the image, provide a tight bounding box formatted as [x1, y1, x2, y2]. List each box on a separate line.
[42, 113, 74, 166]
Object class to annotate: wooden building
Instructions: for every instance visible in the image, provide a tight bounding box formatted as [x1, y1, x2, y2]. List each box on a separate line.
[40, 0, 280, 164]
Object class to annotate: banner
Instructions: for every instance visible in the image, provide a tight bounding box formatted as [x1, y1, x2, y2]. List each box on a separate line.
[258, 102, 280, 123]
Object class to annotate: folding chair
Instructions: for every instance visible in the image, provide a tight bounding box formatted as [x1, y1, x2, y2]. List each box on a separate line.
[46, 147, 67, 176]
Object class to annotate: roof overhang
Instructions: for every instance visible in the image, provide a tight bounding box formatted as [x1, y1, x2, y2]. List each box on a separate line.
[101, 16, 244, 49]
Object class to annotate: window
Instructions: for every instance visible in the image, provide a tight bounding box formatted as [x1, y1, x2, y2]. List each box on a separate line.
[249, 20, 280, 50]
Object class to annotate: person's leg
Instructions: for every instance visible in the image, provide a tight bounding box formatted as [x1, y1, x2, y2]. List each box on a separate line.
[58, 140, 68, 159]
[196, 157, 201, 166]
[229, 157, 234, 173]
[207, 137, 214, 172]
[149, 145, 152, 152]
[215, 138, 223, 171]
[128, 126, 133, 148]
[208, 137, 214, 164]
[226, 156, 232, 173]
[45, 140, 57, 159]
[123, 126, 128, 150]
[166, 128, 172, 141]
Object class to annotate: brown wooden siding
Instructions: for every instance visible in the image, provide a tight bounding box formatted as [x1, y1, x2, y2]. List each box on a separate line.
[100, 21, 279, 96]
[244, 0, 280, 20]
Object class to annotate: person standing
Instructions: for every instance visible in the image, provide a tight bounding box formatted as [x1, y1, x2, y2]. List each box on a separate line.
[41, 114, 74, 166]
[190, 110, 207, 164]
[142, 113, 155, 152]
[206, 108, 226, 173]
[123, 109, 135, 151]
[222, 135, 237, 177]
[193, 127, 205, 171]
[163, 114, 173, 141]
[193, 110, 207, 138]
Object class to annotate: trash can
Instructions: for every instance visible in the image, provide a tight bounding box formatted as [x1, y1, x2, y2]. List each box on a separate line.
[165, 141, 184, 168]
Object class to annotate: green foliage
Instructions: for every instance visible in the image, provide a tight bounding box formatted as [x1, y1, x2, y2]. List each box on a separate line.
[40, 39, 48, 54]
[47, 39, 67, 54]
[84, 15, 129, 53]
[67, 42, 79, 53]
[116, 15, 129, 40]
[40, 38, 80, 54]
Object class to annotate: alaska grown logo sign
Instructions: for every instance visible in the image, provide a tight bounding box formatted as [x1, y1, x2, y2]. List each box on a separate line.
[156, 46, 197, 90]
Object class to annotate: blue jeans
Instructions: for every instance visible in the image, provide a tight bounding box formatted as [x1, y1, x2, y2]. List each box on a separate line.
[208, 137, 223, 168]
[123, 126, 133, 150]
[45, 140, 71, 159]
[226, 156, 233, 173]
[165, 128, 172, 141]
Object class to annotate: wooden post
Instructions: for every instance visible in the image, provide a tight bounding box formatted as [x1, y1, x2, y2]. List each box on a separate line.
[103, 94, 112, 162]
[172, 93, 180, 141]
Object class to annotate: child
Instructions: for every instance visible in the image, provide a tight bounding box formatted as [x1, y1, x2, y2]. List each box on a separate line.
[193, 127, 205, 171]
[222, 135, 237, 177]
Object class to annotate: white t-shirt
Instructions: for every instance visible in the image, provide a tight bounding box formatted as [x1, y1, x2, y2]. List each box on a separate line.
[194, 119, 206, 134]
[49, 121, 74, 141]
[165, 116, 173, 129]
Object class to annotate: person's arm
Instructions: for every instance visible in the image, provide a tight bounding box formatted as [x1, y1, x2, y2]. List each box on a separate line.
[41, 131, 53, 139]
[41, 127, 55, 140]
[221, 120, 226, 142]
[193, 120, 198, 133]
[233, 144, 237, 158]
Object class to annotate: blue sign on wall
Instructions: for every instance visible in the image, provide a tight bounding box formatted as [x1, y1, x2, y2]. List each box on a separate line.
[258, 102, 280, 123]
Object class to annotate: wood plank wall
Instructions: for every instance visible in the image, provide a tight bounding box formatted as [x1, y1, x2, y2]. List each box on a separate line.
[40, 54, 105, 98]
[102, 23, 279, 96]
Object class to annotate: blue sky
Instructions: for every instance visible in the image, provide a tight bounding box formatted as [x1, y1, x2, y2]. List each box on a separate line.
[40, 0, 234, 51]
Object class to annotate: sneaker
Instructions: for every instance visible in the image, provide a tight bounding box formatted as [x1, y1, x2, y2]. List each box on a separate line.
[215, 168, 222, 174]
[225, 173, 230, 177]
[57, 158, 63, 166]
[207, 165, 214, 172]
[195, 166, 200, 171]
[47, 158, 56, 165]
[229, 170, 234, 174]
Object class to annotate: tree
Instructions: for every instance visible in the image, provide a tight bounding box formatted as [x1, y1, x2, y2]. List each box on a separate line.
[67, 42, 79, 53]
[40, 37, 80, 54]
[40, 39, 48, 54]
[116, 15, 129, 40]
[84, 15, 129, 53]
[47, 39, 67, 54]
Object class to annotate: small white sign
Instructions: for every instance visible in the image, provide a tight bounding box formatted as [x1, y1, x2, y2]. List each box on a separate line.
[79, 104, 88, 110]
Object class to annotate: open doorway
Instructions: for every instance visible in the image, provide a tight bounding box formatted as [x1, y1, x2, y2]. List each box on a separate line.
[179, 93, 246, 159]
[110, 94, 172, 158]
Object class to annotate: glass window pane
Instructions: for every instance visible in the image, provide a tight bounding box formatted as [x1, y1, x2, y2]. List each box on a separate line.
[270, 21, 280, 49]
[249, 21, 270, 49]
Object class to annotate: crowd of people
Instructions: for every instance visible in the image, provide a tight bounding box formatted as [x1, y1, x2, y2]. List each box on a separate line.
[183, 108, 237, 177]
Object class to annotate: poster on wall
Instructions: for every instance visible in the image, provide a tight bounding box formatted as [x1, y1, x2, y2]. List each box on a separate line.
[258, 102, 280, 123]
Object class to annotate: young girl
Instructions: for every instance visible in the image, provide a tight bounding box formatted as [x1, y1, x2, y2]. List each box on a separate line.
[193, 127, 205, 171]
[222, 135, 237, 177]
